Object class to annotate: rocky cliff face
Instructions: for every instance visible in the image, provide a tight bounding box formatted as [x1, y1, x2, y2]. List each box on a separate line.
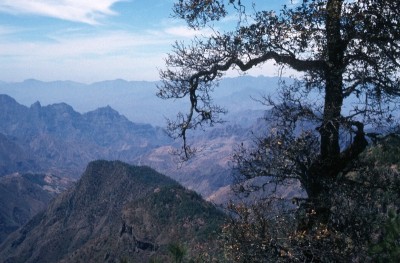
[0, 161, 224, 263]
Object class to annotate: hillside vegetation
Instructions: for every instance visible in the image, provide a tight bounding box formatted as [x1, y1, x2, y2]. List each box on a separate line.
[221, 134, 400, 262]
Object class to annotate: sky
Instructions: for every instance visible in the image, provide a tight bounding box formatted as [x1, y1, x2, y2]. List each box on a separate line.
[0, 0, 296, 83]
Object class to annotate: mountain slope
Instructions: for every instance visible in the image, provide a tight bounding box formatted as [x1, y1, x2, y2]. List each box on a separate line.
[0, 133, 38, 176]
[0, 161, 224, 263]
[0, 173, 72, 243]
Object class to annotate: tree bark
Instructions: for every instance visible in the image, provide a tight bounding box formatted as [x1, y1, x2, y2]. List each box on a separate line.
[320, 0, 344, 163]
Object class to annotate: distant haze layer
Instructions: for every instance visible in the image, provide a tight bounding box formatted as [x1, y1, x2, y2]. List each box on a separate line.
[0, 76, 281, 126]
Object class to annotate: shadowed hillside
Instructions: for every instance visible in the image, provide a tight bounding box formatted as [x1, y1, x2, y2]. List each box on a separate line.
[0, 161, 225, 263]
[0, 173, 72, 243]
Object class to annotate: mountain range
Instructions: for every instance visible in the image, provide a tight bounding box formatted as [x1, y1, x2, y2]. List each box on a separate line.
[0, 76, 288, 199]
[0, 94, 170, 178]
[0, 76, 398, 261]
[0, 76, 279, 126]
[0, 76, 286, 259]
[0, 91, 259, 248]
[0, 92, 261, 198]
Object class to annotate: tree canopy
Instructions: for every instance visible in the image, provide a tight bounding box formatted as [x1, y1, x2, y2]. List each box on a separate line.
[159, 0, 399, 161]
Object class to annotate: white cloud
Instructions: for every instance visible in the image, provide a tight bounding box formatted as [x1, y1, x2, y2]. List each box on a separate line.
[0, 28, 173, 82]
[0, 25, 23, 37]
[0, 29, 171, 59]
[0, 0, 124, 24]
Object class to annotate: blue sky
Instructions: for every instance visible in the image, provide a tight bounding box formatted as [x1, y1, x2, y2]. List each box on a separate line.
[0, 0, 296, 83]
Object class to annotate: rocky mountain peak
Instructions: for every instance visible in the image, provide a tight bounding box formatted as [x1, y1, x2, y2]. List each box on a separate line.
[30, 101, 41, 109]
[85, 105, 123, 120]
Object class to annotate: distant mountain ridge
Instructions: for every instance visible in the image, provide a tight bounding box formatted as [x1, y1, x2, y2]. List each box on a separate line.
[0, 76, 279, 125]
[0, 94, 171, 178]
[0, 161, 224, 263]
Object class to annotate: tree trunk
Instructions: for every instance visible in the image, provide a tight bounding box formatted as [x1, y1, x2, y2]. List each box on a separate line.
[301, 0, 345, 229]
[320, 0, 344, 164]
